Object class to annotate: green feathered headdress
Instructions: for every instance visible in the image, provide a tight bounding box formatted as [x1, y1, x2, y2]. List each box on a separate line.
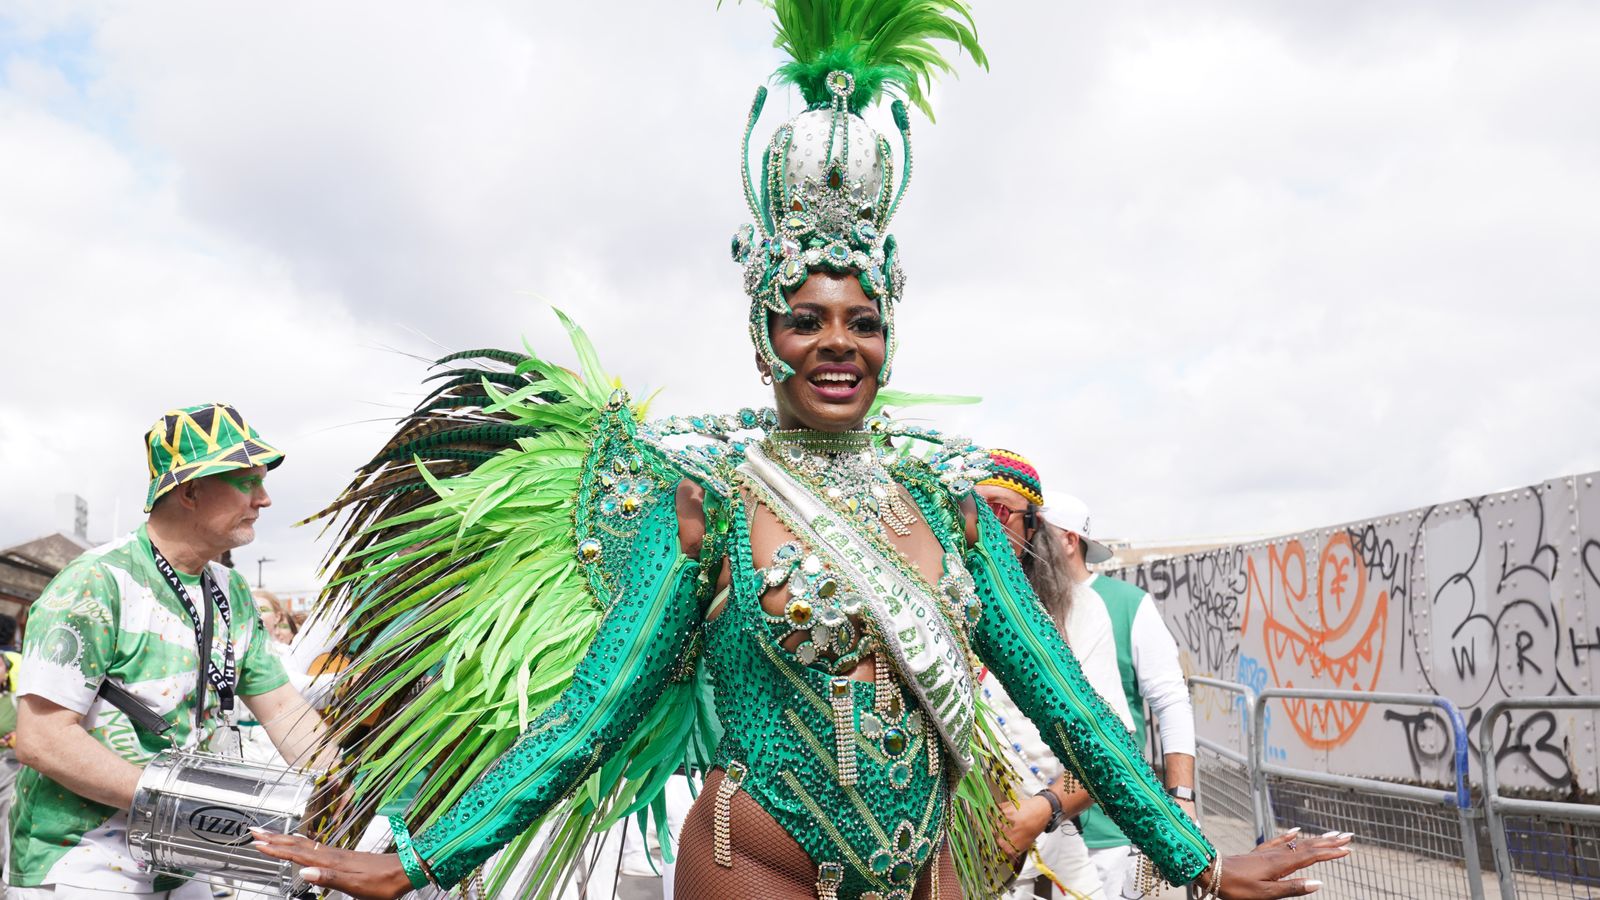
[768, 0, 988, 121]
[728, 0, 988, 386]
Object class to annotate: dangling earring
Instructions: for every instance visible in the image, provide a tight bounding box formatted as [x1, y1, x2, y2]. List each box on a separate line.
[760, 371, 773, 385]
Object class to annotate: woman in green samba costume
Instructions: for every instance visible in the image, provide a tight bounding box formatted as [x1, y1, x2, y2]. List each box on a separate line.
[255, 3, 1350, 898]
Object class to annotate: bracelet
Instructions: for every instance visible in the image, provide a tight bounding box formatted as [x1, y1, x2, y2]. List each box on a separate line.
[1034, 787, 1066, 833]
[387, 816, 432, 890]
[1203, 854, 1224, 900]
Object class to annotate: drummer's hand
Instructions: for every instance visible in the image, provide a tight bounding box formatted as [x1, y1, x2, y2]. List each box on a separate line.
[1202, 829, 1352, 898]
[996, 794, 1051, 867]
[250, 828, 414, 900]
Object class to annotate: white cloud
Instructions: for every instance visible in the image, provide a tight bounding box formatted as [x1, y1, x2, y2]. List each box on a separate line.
[2, 1, 1597, 593]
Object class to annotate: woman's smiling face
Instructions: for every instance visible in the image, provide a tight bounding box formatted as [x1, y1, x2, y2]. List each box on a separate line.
[766, 272, 886, 432]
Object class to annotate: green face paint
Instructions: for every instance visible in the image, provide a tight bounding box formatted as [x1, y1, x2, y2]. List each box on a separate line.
[220, 473, 265, 494]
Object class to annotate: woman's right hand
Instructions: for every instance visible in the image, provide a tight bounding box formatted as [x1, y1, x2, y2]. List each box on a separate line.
[1206, 829, 1354, 898]
[250, 828, 416, 900]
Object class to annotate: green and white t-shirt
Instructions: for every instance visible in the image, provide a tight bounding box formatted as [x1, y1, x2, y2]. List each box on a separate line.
[10, 525, 288, 891]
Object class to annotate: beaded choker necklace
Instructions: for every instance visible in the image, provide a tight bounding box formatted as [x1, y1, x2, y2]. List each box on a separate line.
[767, 428, 876, 453]
[762, 429, 916, 538]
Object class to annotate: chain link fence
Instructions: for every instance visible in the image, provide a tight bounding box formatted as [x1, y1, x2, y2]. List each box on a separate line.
[1483, 698, 1600, 900]
[1186, 677, 1264, 858]
[1186, 680, 1600, 900]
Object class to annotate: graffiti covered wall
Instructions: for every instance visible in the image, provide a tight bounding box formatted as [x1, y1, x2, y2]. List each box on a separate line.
[1110, 472, 1600, 796]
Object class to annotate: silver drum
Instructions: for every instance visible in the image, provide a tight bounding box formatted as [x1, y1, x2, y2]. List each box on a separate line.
[128, 749, 320, 897]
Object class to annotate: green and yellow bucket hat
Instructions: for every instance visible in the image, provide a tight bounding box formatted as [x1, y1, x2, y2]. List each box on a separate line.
[144, 403, 285, 511]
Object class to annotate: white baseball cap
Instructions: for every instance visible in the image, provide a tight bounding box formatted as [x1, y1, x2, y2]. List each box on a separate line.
[1043, 493, 1114, 564]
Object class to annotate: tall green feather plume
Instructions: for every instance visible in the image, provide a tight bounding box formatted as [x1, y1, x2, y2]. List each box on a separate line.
[761, 0, 988, 120]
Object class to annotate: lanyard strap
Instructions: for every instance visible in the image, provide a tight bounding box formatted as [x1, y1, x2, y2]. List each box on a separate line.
[149, 543, 236, 732]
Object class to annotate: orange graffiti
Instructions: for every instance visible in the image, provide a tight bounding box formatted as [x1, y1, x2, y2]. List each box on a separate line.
[1242, 533, 1388, 750]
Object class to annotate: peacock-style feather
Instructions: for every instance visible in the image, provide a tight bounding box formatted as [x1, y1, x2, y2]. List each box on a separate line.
[754, 0, 988, 120]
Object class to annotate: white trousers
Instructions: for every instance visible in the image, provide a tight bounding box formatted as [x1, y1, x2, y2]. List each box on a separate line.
[1003, 826, 1108, 899]
[1088, 845, 1138, 898]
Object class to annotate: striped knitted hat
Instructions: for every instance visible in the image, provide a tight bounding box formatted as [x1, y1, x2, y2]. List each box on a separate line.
[977, 449, 1044, 506]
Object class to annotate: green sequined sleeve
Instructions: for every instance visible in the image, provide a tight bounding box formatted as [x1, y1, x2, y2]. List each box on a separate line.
[965, 505, 1215, 886]
[410, 494, 704, 888]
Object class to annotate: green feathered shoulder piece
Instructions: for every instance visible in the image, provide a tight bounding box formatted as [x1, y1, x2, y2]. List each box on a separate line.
[763, 0, 988, 119]
[301, 311, 726, 880]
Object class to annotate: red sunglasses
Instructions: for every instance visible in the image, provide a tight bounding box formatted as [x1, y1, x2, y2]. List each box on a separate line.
[986, 499, 1024, 525]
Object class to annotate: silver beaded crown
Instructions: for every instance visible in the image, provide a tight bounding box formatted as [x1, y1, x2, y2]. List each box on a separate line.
[731, 70, 913, 385]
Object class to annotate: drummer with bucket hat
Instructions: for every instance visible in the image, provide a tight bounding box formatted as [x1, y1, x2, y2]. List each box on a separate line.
[10, 404, 332, 898]
[1045, 492, 1199, 899]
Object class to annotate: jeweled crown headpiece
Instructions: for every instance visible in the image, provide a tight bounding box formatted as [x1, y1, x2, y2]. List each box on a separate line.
[730, 0, 987, 385]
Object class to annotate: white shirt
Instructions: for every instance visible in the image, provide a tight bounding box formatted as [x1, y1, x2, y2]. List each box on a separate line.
[1085, 573, 1196, 758]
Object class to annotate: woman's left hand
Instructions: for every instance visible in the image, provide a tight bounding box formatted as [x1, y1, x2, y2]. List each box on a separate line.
[1208, 829, 1354, 898]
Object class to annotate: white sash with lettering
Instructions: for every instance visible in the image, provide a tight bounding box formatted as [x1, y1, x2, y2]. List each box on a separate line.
[742, 443, 976, 774]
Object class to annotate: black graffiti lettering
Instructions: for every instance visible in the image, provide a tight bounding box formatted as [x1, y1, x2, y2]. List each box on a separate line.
[1384, 708, 1452, 779]
[1514, 630, 1542, 676]
[1570, 626, 1600, 667]
[1498, 711, 1572, 789]
[1451, 639, 1477, 679]
[1114, 475, 1594, 794]
[1132, 548, 1243, 674]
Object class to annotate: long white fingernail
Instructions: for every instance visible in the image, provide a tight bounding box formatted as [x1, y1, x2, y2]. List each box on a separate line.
[1305, 880, 1323, 892]
[1322, 830, 1340, 838]
[300, 868, 321, 882]
[1340, 832, 1355, 839]
[1284, 827, 1301, 836]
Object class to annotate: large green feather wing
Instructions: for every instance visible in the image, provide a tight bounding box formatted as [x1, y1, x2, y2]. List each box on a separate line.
[304, 312, 715, 895]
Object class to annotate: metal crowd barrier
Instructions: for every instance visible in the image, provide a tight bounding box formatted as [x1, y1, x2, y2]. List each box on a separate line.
[1251, 688, 1485, 900]
[1185, 677, 1267, 853]
[1480, 697, 1600, 900]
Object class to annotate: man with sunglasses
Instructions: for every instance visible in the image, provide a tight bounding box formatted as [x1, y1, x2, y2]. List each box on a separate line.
[975, 450, 1133, 898]
[10, 404, 331, 898]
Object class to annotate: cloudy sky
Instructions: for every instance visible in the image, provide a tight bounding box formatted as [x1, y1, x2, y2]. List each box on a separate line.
[3, 1, 1597, 593]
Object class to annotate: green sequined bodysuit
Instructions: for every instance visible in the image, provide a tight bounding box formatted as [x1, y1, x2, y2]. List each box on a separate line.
[407, 451, 1215, 897]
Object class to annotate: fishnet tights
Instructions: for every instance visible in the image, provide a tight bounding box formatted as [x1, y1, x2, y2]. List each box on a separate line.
[674, 769, 961, 900]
